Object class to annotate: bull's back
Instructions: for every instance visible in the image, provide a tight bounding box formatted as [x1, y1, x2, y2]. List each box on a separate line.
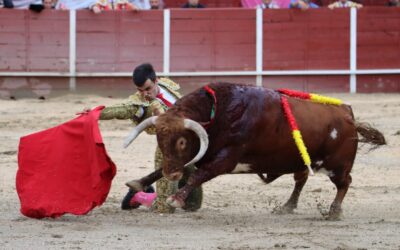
[239, 92, 357, 173]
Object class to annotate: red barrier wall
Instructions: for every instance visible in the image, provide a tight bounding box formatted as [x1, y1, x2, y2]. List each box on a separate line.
[0, 10, 69, 72]
[357, 7, 400, 69]
[76, 11, 164, 73]
[170, 9, 256, 71]
[1, 8, 400, 97]
[263, 8, 350, 70]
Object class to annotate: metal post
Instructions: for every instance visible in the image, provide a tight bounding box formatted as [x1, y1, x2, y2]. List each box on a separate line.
[163, 9, 171, 76]
[256, 8, 263, 87]
[350, 8, 357, 93]
[69, 10, 76, 91]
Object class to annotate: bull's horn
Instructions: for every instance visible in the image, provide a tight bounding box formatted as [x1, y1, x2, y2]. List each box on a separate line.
[123, 116, 158, 148]
[183, 119, 209, 166]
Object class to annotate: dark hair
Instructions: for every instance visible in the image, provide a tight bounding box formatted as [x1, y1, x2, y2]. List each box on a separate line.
[132, 63, 157, 87]
[29, 3, 45, 12]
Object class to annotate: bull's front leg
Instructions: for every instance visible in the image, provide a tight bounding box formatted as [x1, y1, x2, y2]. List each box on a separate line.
[167, 147, 240, 208]
[125, 168, 163, 192]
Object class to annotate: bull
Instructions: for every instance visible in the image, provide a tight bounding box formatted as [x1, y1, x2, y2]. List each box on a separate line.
[124, 82, 386, 219]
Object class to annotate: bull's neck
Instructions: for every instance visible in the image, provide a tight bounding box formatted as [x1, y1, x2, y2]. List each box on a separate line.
[175, 90, 216, 125]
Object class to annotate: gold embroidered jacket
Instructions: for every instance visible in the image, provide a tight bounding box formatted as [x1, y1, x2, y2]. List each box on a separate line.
[99, 78, 181, 134]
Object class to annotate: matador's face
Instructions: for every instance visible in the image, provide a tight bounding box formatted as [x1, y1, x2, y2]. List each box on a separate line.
[137, 79, 160, 101]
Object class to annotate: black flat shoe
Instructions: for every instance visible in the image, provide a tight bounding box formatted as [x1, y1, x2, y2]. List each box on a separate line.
[121, 186, 155, 210]
[121, 189, 140, 210]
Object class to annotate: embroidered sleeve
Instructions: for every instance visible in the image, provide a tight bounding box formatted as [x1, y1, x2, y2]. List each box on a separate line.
[99, 103, 142, 120]
[158, 78, 180, 91]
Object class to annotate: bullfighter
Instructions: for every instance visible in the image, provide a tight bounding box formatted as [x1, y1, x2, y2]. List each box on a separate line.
[99, 63, 203, 213]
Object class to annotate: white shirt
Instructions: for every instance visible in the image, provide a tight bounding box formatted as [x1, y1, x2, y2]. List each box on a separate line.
[157, 85, 177, 105]
[12, 0, 42, 9]
[258, 2, 279, 8]
[56, 0, 97, 9]
[135, 85, 176, 119]
[129, 0, 150, 9]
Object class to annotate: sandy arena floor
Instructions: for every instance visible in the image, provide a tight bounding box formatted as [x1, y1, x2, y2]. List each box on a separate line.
[0, 92, 399, 249]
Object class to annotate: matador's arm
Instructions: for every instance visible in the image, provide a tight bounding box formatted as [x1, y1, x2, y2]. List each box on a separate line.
[99, 100, 166, 122]
[99, 103, 143, 121]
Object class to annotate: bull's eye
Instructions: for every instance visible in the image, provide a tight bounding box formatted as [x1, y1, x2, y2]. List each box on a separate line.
[176, 137, 187, 151]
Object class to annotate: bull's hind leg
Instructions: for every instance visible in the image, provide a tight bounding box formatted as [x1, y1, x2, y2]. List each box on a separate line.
[258, 173, 282, 184]
[325, 132, 357, 219]
[275, 170, 308, 214]
[328, 168, 352, 220]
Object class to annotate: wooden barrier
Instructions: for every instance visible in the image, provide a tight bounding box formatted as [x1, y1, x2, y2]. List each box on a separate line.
[0, 10, 69, 72]
[357, 7, 400, 69]
[263, 9, 350, 70]
[76, 11, 164, 72]
[170, 9, 256, 72]
[0, 8, 399, 97]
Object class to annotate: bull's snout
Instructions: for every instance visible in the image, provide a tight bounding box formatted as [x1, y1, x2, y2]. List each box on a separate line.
[163, 170, 183, 181]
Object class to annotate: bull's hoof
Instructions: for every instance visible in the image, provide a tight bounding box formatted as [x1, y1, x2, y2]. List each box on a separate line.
[273, 206, 295, 215]
[326, 203, 343, 220]
[272, 203, 296, 215]
[327, 208, 343, 221]
[182, 201, 201, 212]
[326, 213, 342, 221]
[125, 180, 143, 191]
[166, 195, 185, 208]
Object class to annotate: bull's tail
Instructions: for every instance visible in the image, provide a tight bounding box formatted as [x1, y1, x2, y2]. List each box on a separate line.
[355, 122, 386, 149]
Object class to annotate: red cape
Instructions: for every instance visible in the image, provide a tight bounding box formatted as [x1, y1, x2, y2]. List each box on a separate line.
[16, 106, 116, 219]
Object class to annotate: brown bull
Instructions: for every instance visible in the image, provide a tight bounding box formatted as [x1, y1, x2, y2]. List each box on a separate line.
[124, 82, 385, 219]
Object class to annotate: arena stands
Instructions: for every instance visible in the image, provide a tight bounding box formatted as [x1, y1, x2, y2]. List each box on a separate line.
[164, 0, 242, 7]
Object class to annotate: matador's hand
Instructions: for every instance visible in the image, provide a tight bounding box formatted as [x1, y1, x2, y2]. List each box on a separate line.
[76, 107, 92, 115]
[143, 93, 156, 102]
[150, 101, 164, 116]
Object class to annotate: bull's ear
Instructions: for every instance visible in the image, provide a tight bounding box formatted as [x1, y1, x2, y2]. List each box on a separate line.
[176, 137, 187, 151]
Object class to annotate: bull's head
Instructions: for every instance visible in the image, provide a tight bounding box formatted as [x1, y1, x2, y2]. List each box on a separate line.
[123, 115, 208, 181]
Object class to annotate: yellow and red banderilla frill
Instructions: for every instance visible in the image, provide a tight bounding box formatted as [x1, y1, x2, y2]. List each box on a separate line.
[278, 89, 343, 176]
